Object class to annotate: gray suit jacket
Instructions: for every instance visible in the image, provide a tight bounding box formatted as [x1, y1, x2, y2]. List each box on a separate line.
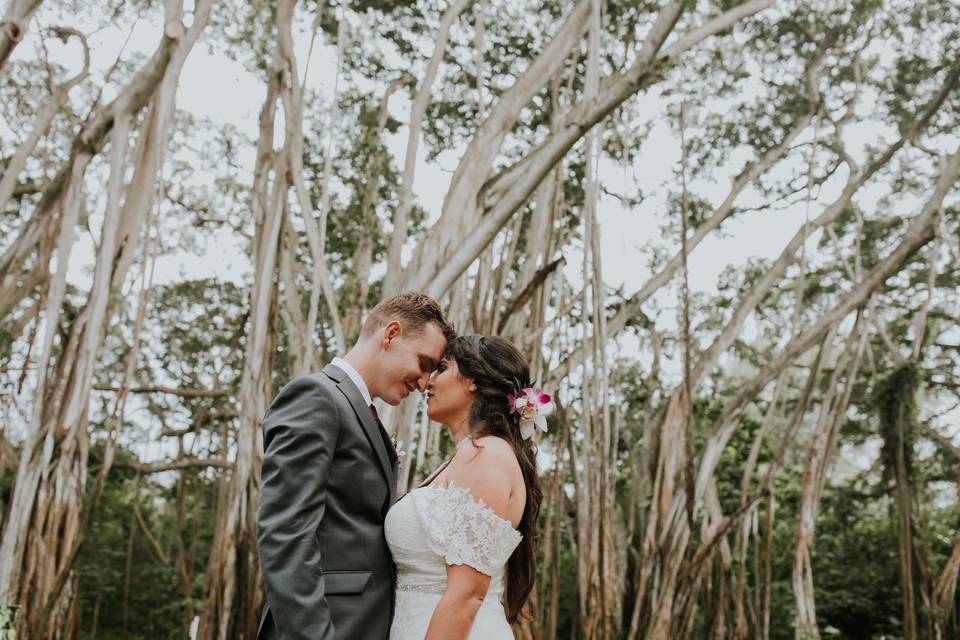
[257, 364, 398, 640]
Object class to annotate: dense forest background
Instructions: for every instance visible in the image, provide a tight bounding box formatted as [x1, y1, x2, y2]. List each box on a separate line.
[1, 0, 959, 638]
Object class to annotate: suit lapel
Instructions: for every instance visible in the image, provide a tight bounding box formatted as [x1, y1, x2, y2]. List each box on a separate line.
[322, 364, 396, 498]
[378, 413, 399, 471]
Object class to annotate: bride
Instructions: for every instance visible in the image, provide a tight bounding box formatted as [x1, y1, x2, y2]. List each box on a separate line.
[385, 334, 551, 639]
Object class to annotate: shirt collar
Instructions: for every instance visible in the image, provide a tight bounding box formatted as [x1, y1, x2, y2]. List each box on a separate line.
[332, 356, 373, 406]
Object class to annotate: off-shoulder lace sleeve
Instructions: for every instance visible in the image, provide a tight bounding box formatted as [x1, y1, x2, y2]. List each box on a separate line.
[409, 484, 522, 576]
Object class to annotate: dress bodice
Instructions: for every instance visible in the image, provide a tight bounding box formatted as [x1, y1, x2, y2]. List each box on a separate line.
[385, 482, 522, 639]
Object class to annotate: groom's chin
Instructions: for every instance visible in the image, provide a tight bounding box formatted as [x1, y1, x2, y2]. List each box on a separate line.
[382, 394, 402, 407]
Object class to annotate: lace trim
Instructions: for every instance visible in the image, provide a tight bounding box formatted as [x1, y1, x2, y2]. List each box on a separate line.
[409, 483, 522, 576]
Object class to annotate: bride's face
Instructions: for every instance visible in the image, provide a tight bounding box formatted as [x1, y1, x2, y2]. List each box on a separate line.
[425, 357, 474, 426]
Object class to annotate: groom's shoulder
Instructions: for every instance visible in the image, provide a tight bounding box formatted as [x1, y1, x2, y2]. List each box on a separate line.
[263, 373, 345, 425]
[273, 372, 339, 403]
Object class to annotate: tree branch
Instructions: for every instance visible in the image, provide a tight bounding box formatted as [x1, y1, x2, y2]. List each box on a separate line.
[113, 458, 235, 474]
[0, 0, 44, 72]
[497, 256, 565, 333]
[92, 384, 231, 398]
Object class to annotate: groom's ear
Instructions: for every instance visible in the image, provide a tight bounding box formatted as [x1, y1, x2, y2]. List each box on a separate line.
[382, 320, 402, 347]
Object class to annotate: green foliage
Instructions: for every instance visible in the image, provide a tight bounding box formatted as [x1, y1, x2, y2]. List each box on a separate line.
[810, 484, 903, 638]
[554, 524, 580, 639]
[76, 442, 221, 639]
[710, 406, 769, 515]
[142, 279, 247, 393]
[872, 361, 920, 483]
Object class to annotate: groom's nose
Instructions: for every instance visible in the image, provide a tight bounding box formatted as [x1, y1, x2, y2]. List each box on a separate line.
[417, 374, 429, 392]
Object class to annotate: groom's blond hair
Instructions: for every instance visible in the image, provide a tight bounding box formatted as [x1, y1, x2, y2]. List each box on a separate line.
[361, 292, 456, 341]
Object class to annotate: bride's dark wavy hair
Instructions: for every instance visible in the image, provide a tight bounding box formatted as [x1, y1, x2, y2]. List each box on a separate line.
[444, 334, 542, 624]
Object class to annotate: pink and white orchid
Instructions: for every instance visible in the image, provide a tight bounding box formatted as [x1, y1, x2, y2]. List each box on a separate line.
[508, 384, 554, 440]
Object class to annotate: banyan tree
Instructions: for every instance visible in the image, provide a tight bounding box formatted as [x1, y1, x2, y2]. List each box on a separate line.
[1, 0, 959, 638]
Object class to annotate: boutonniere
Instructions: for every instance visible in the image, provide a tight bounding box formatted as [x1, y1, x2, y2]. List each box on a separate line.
[390, 435, 406, 469]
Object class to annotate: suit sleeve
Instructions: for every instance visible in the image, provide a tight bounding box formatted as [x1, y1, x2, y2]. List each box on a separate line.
[257, 376, 340, 640]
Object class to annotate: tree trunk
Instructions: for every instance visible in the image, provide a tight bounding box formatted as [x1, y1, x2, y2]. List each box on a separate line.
[281, 2, 344, 361]
[197, 3, 314, 636]
[0, 27, 89, 219]
[932, 523, 960, 639]
[635, 143, 960, 638]
[0, 3, 197, 326]
[343, 75, 412, 341]
[793, 318, 867, 638]
[382, 0, 474, 296]
[0, 6, 210, 636]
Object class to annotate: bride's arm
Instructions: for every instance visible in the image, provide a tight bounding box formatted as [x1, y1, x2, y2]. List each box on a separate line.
[424, 565, 491, 639]
[423, 437, 518, 640]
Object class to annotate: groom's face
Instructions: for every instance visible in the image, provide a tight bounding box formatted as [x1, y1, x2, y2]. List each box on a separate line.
[377, 321, 447, 405]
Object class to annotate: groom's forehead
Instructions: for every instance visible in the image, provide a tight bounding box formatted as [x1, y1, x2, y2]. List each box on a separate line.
[415, 323, 447, 361]
[403, 320, 444, 349]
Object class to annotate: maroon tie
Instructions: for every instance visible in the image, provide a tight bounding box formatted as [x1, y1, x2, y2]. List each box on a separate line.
[370, 403, 397, 466]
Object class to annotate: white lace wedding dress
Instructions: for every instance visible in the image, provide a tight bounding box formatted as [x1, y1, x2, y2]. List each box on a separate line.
[385, 482, 522, 639]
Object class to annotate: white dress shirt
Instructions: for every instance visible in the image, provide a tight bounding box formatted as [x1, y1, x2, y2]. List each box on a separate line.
[332, 356, 373, 406]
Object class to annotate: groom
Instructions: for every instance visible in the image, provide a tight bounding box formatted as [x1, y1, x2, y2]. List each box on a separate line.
[256, 292, 455, 640]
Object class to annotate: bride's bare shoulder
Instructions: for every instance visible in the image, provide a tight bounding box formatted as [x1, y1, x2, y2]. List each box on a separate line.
[455, 435, 516, 466]
[448, 436, 520, 497]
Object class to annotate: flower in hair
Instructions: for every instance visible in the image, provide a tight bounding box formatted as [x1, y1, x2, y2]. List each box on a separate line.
[508, 384, 554, 440]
